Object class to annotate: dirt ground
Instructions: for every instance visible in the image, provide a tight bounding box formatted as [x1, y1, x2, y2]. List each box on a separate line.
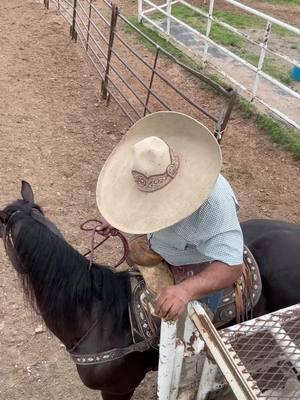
[236, 0, 300, 25]
[193, 0, 300, 26]
[0, 1, 299, 399]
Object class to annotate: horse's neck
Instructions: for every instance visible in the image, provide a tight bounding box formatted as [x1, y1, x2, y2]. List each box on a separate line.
[75, 303, 133, 354]
[12, 217, 131, 349]
[37, 278, 130, 348]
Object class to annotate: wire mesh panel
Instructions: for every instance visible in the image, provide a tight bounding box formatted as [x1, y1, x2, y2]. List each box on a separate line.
[220, 305, 300, 399]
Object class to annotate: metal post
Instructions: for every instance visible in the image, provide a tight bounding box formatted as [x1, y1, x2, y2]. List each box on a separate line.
[86, 0, 93, 52]
[169, 340, 185, 400]
[203, 0, 215, 63]
[101, 4, 118, 100]
[70, 0, 78, 41]
[157, 320, 178, 400]
[252, 21, 272, 100]
[138, 0, 143, 23]
[166, 0, 172, 38]
[144, 46, 160, 116]
[214, 88, 237, 143]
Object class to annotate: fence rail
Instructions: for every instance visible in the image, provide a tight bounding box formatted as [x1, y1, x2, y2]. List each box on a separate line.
[42, 0, 238, 142]
[138, 0, 300, 130]
[158, 303, 300, 399]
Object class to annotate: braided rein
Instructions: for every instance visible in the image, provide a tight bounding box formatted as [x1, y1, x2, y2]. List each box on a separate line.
[80, 219, 129, 269]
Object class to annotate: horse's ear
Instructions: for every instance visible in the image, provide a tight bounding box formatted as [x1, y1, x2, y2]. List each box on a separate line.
[0, 211, 7, 237]
[0, 210, 7, 223]
[21, 180, 34, 203]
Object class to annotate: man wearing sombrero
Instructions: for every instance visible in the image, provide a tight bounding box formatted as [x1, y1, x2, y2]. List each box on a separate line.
[96, 111, 243, 321]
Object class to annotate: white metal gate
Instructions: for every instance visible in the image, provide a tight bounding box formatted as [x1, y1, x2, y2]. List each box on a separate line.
[138, 0, 300, 130]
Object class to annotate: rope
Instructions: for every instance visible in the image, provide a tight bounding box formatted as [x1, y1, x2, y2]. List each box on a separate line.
[80, 219, 129, 269]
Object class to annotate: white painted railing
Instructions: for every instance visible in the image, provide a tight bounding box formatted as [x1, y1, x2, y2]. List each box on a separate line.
[158, 303, 300, 399]
[138, 0, 300, 130]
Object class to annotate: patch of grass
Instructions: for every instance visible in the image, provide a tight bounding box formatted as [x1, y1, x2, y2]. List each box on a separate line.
[262, 0, 300, 5]
[238, 50, 293, 86]
[214, 10, 298, 39]
[151, 3, 201, 24]
[263, 61, 293, 85]
[154, 5, 264, 29]
[173, 5, 247, 48]
[151, 4, 246, 48]
[124, 17, 231, 97]
[235, 98, 300, 160]
[124, 17, 202, 70]
[256, 114, 300, 160]
[152, 3, 297, 42]
[210, 23, 245, 48]
[124, 18, 300, 159]
[240, 51, 260, 66]
[236, 97, 256, 119]
[213, 10, 264, 29]
[272, 25, 298, 37]
[136, 7, 295, 88]
[230, 96, 300, 159]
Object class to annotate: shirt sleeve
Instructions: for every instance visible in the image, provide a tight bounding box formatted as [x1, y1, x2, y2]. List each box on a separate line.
[193, 194, 244, 266]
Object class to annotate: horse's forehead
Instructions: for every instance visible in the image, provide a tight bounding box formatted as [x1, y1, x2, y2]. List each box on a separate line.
[1, 201, 63, 239]
[3, 199, 24, 213]
[31, 209, 63, 238]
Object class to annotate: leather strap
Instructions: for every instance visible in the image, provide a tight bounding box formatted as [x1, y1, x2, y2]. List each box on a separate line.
[69, 338, 156, 366]
[68, 274, 159, 366]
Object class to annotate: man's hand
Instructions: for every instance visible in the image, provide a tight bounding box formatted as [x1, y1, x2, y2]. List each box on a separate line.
[154, 261, 242, 321]
[155, 285, 190, 321]
[96, 217, 114, 236]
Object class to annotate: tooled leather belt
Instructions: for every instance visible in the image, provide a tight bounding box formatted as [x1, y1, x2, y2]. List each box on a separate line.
[169, 262, 210, 284]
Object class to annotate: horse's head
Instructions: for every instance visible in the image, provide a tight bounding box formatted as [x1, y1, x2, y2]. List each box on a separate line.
[1, 182, 134, 364]
[0, 181, 38, 236]
[0, 181, 63, 273]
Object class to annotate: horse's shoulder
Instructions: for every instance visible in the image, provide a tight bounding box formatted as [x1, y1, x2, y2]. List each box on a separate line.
[242, 218, 298, 230]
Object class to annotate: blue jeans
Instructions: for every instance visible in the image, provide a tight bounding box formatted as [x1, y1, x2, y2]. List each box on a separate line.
[198, 290, 224, 313]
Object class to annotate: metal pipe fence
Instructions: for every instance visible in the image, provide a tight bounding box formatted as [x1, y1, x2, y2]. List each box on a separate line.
[42, 0, 237, 142]
[138, 0, 300, 130]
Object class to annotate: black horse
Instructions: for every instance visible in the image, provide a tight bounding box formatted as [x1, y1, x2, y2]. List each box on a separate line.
[0, 181, 299, 399]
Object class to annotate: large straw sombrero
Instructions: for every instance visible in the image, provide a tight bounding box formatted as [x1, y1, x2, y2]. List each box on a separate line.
[96, 111, 222, 234]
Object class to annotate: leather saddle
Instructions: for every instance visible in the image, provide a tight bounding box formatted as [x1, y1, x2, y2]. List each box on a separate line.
[168, 246, 261, 326]
[127, 236, 262, 326]
[215, 246, 261, 325]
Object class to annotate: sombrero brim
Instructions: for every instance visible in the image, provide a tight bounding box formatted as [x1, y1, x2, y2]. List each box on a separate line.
[96, 111, 222, 234]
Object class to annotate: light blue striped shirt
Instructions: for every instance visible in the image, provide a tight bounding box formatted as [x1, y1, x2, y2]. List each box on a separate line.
[149, 175, 244, 266]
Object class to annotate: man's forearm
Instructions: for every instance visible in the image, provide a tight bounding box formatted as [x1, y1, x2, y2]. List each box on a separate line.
[178, 261, 243, 300]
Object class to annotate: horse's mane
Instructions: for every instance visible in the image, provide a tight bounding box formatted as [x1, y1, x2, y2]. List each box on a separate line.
[4, 203, 131, 331]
